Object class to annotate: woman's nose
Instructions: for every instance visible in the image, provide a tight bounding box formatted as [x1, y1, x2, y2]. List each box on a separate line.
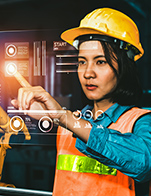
[84, 64, 96, 79]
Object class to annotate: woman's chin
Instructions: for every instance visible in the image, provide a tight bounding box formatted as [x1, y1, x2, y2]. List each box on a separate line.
[85, 95, 102, 101]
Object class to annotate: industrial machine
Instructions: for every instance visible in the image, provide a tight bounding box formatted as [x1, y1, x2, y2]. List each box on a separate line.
[0, 105, 31, 187]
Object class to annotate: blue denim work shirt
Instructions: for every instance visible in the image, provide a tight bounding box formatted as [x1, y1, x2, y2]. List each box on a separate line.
[75, 103, 151, 186]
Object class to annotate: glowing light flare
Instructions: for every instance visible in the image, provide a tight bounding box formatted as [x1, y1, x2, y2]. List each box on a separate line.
[13, 119, 21, 128]
[8, 47, 15, 55]
[6, 63, 17, 75]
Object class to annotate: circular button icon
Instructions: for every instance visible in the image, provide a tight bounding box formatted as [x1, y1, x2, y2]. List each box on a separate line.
[95, 110, 104, 119]
[6, 62, 17, 75]
[6, 44, 17, 57]
[72, 110, 82, 120]
[38, 116, 53, 133]
[10, 116, 24, 132]
[83, 110, 93, 120]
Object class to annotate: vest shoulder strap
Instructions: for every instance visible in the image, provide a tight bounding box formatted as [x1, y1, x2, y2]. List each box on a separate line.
[108, 107, 151, 133]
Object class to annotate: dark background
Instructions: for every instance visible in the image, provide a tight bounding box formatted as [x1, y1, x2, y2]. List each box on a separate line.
[0, 0, 151, 193]
[0, 0, 149, 105]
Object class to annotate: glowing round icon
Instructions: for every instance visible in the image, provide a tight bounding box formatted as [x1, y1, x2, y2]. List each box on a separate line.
[10, 116, 24, 132]
[72, 110, 82, 120]
[83, 110, 93, 120]
[6, 62, 17, 75]
[38, 116, 53, 133]
[6, 44, 17, 57]
[95, 110, 104, 119]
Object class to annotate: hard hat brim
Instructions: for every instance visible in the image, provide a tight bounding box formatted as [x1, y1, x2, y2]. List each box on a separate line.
[61, 26, 143, 61]
[61, 27, 107, 45]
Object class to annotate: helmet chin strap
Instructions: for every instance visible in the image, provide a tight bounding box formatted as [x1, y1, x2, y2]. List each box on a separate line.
[73, 34, 139, 61]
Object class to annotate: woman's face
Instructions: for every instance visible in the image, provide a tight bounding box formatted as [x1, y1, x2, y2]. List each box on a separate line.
[78, 40, 118, 102]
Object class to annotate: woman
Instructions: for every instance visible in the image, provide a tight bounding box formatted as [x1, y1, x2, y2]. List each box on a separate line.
[11, 8, 151, 196]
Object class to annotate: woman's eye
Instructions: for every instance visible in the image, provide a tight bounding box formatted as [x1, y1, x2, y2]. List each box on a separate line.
[96, 60, 106, 65]
[78, 60, 86, 66]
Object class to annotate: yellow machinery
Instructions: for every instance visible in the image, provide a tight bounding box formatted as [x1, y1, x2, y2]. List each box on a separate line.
[0, 105, 31, 187]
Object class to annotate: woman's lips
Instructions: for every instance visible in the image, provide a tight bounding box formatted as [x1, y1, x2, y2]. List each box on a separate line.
[85, 84, 98, 90]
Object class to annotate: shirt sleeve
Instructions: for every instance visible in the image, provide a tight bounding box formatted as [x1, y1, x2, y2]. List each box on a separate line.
[75, 113, 151, 182]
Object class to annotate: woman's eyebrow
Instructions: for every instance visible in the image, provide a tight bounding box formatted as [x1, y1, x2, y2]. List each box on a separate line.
[94, 55, 105, 60]
[77, 56, 86, 59]
[78, 55, 105, 60]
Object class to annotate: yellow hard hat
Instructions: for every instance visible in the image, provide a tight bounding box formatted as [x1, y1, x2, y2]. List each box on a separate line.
[61, 8, 144, 61]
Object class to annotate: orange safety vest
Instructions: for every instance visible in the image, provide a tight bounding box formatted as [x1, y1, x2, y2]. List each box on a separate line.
[53, 107, 151, 196]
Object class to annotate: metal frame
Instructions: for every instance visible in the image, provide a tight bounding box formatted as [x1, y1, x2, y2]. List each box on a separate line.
[0, 187, 53, 196]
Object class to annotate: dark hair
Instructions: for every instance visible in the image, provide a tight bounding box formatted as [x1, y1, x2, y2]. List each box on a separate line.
[99, 41, 143, 106]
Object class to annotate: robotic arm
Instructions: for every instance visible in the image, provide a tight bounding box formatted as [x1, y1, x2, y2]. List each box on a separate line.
[0, 105, 31, 186]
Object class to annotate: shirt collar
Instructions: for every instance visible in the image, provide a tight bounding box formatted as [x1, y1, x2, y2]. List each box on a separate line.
[104, 103, 133, 123]
[81, 103, 133, 123]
